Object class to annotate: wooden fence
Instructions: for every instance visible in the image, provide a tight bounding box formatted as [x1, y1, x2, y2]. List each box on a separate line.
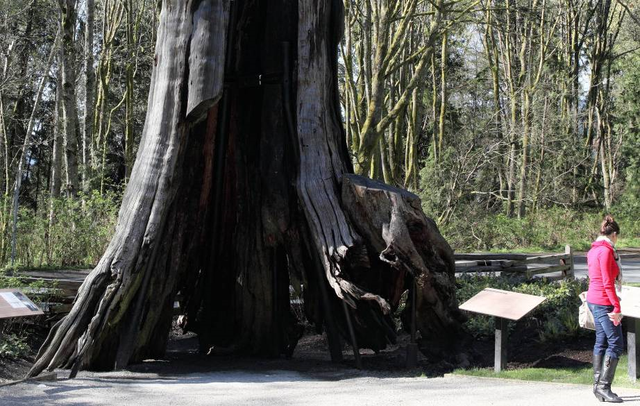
[10, 269, 89, 324]
[455, 245, 574, 280]
[5, 245, 575, 322]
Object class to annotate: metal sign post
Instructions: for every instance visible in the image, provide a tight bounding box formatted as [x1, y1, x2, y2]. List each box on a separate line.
[494, 317, 508, 373]
[628, 318, 640, 382]
[406, 277, 418, 368]
[459, 288, 546, 372]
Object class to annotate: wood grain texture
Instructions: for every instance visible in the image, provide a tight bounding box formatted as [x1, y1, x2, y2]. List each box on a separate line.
[186, 0, 229, 121]
[341, 174, 465, 351]
[296, 0, 360, 307]
[29, 0, 193, 375]
[29, 0, 466, 374]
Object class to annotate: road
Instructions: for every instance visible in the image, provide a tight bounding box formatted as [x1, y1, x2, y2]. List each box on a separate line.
[573, 251, 640, 283]
[2, 370, 640, 406]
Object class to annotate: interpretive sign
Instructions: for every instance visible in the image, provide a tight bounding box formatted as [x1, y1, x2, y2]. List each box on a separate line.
[459, 288, 546, 320]
[619, 286, 640, 381]
[459, 288, 546, 372]
[0, 288, 43, 319]
[620, 286, 640, 319]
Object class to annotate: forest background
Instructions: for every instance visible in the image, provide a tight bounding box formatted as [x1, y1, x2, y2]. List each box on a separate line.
[0, 0, 639, 270]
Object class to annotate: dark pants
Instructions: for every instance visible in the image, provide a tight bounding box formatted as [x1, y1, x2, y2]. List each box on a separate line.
[588, 302, 624, 359]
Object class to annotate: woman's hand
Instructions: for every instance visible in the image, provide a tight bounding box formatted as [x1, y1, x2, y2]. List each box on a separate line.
[608, 312, 623, 326]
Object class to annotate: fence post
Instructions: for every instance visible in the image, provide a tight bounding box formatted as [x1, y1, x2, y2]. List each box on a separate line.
[563, 245, 574, 279]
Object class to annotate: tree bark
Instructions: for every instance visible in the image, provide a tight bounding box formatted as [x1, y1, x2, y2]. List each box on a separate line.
[58, 0, 80, 197]
[30, 0, 463, 376]
[83, 0, 95, 192]
[124, 0, 135, 182]
[50, 55, 64, 200]
[341, 175, 464, 351]
[48, 54, 65, 263]
[92, 0, 125, 191]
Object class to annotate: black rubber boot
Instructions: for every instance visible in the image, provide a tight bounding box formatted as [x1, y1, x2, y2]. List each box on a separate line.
[595, 355, 623, 403]
[594, 354, 604, 394]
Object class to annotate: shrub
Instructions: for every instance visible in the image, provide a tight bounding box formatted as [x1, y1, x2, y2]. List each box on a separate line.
[11, 190, 120, 268]
[0, 333, 30, 359]
[0, 269, 58, 360]
[435, 207, 638, 253]
[457, 274, 589, 342]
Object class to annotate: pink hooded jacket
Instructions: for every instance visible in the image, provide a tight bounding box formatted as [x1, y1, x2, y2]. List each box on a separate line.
[587, 240, 621, 313]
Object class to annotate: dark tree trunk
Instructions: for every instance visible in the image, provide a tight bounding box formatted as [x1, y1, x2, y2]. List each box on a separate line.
[58, 0, 80, 196]
[29, 0, 463, 377]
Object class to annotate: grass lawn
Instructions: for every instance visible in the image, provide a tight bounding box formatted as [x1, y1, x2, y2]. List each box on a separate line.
[453, 354, 640, 388]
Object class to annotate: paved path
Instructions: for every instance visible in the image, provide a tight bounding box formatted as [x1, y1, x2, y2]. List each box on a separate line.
[2, 370, 640, 406]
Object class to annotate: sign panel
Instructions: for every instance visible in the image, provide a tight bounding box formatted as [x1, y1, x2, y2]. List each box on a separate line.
[620, 286, 640, 319]
[459, 288, 546, 321]
[0, 288, 43, 319]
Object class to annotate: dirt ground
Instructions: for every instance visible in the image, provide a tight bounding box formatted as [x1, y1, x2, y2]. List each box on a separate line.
[0, 320, 595, 385]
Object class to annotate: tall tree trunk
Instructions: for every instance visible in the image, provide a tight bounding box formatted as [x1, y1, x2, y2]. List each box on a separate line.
[92, 0, 125, 192]
[58, 0, 80, 197]
[48, 58, 65, 263]
[533, 96, 548, 210]
[500, 0, 520, 217]
[437, 27, 447, 154]
[1, 5, 37, 262]
[50, 58, 64, 201]
[10, 29, 59, 265]
[0, 40, 15, 264]
[482, 1, 505, 205]
[29, 0, 463, 377]
[404, 87, 419, 189]
[82, 0, 95, 193]
[124, 0, 135, 182]
[517, 90, 531, 218]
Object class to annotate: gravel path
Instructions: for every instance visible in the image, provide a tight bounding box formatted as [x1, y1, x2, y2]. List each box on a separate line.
[5, 253, 639, 405]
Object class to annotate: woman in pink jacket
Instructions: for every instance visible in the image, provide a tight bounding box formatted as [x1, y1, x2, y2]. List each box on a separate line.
[587, 215, 623, 403]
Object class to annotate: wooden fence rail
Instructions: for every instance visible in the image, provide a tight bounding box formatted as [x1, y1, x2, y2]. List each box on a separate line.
[4, 245, 575, 322]
[5, 269, 89, 324]
[455, 245, 574, 280]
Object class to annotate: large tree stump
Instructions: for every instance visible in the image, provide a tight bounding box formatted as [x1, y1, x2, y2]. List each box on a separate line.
[28, 0, 463, 377]
[341, 175, 465, 351]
